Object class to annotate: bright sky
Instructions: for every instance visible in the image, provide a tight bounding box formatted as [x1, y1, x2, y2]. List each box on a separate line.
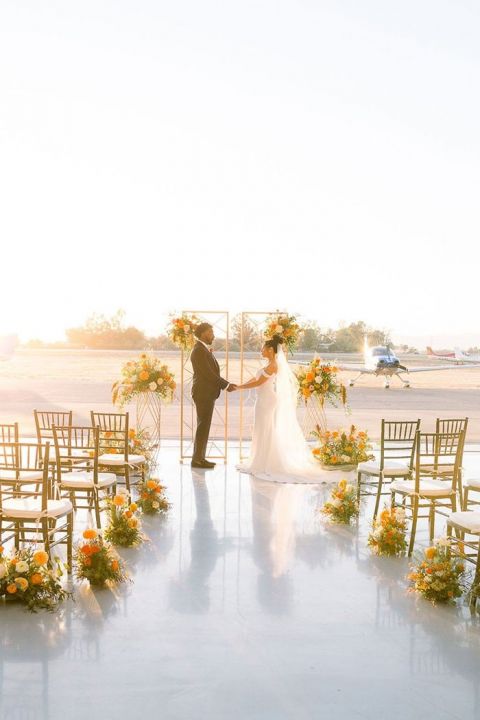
[1, 1, 479, 345]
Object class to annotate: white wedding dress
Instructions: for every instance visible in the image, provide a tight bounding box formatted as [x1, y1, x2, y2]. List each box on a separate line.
[237, 346, 346, 484]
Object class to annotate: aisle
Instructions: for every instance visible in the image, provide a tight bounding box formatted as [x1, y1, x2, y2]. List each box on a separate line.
[1, 444, 480, 720]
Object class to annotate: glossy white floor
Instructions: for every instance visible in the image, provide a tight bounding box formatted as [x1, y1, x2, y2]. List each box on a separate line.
[2, 445, 480, 720]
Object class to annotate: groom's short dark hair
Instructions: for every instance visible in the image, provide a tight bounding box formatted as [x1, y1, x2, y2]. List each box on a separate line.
[194, 322, 212, 339]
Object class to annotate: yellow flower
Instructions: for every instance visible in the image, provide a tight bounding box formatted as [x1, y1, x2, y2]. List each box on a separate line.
[15, 577, 29, 592]
[129, 503, 138, 512]
[83, 528, 98, 540]
[425, 547, 436, 560]
[33, 550, 49, 566]
[113, 495, 126, 506]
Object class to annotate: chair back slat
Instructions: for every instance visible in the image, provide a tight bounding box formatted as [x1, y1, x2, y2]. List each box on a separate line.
[91, 412, 129, 459]
[53, 425, 99, 478]
[414, 430, 465, 491]
[34, 410, 72, 441]
[0, 442, 50, 508]
[380, 420, 420, 466]
[0, 423, 19, 444]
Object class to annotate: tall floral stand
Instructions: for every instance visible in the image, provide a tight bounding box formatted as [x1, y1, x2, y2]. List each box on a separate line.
[136, 392, 162, 449]
[301, 396, 328, 440]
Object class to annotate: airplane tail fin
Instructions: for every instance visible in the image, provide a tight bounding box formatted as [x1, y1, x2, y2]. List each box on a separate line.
[426, 346, 434, 356]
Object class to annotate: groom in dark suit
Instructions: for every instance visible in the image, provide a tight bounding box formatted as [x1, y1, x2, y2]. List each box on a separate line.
[190, 322, 236, 469]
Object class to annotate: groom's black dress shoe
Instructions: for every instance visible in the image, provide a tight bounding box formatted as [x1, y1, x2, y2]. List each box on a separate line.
[191, 460, 215, 469]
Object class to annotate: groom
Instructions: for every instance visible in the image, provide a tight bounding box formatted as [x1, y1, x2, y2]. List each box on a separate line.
[190, 323, 236, 469]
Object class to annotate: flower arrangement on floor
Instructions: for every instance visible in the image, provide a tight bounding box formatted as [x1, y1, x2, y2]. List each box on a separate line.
[74, 529, 128, 587]
[112, 353, 176, 407]
[167, 313, 200, 351]
[136, 477, 169, 515]
[368, 506, 408, 557]
[407, 539, 466, 604]
[312, 425, 373, 469]
[104, 493, 144, 547]
[264, 313, 302, 354]
[320, 479, 359, 524]
[297, 358, 347, 407]
[0, 546, 71, 612]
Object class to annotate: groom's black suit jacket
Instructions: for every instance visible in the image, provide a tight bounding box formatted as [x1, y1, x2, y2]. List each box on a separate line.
[191, 341, 229, 400]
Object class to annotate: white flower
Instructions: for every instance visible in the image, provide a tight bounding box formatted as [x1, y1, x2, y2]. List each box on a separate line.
[275, 325, 284, 334]
[0, 563, 7, 579]
[345, 484, 354, 493]
[436, 537, 450, 547]
[15, 561, 29, 574]
[183, 324, 190, 332]
[331, 498, 342, 508]
[157, 378, 164, 386]
[149, 381, 157, 391]
[395, 508, 406, 521]
[152, 501, 160, 509]
[373, 528, 383, 540]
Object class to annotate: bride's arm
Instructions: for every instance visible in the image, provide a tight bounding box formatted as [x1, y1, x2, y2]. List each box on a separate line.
[237, 363, 277, 390]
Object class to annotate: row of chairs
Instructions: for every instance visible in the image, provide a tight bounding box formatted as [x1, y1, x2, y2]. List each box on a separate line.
[357, 418, 471, 555]
[0, 411, 148, 569]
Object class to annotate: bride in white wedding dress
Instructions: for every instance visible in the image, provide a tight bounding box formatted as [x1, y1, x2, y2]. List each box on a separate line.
[236, 335, 340, 484]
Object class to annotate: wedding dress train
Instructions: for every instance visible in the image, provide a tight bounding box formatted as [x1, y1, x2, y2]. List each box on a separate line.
[237, 347, 350, 484]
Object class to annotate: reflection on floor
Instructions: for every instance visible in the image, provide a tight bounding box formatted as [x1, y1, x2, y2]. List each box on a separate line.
[1, 444, 480, 720]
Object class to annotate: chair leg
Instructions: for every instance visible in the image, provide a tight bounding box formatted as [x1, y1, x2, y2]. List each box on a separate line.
[42, 518, 51, 556]
[463, 487, 469, 512]
[67, 512, 73, 572]
[408, 496, 419, 556]
[357, 471, 362, 503]
[373, 473, 384, 521]
[94, 490, 101, 529]
[125, 466, 130, 493]
[429, 501, 435, 541]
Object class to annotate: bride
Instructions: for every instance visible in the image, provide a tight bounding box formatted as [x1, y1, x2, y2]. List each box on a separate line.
[236, 335, 334, 483]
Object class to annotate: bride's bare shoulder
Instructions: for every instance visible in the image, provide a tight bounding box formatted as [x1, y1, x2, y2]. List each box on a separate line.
[266, 360, 278, 375]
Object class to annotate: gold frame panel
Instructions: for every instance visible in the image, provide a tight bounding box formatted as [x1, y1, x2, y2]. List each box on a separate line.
[180, 311, 229, 463]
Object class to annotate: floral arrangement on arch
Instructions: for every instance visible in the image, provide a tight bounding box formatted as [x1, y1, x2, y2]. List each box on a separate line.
[0, 546, 71, 612]
[136, 477, 169, 515]
[167, 313, 200, 352]
[112, 353, 176, 407]
[407, 539, 466, 604]
[320, 479, 359, 524]
[264, 313, 302, 354]
[368, 506, 408, 557]
[74, 529, 128, 587]
[312, 425, 373, 468]
[297, 358, 347, 407]
[104, 492, 144, 547]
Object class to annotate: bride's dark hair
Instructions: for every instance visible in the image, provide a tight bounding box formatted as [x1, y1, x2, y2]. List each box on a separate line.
[264, 334, 284, 354]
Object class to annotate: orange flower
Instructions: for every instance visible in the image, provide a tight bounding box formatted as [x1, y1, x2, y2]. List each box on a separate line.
[425, 547, 436, 560]
[83, 529, 98, 540]
[139, 370, 149, 381]
[111, 559, 119, 572]
[6, 583, 17, 594]
[33, 550, 49, 566]
[125, 510, 133, 519]
[129, 503, 138, 512]
[306, 372, 315, 382]
[80, 544, 94, 556]
[0, 546, 4, 554]
[113, 495, 126, 506]
[146, 479, 158, 490]
[128, 429, 136, 439]
[31, 573, 43, 585]
[84, 557, 92, 566]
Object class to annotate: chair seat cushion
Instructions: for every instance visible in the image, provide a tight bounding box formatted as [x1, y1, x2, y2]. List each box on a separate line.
[60, 471, 116, 489]
[448, 511, 480, 534]
[358, 460, 410, 477]
[98, 453, 146, 466]
[391, 478, 453, 497]
[465, 477, 480, 490]
[0, 470, 44, 482]
[1, 498, 73, 519]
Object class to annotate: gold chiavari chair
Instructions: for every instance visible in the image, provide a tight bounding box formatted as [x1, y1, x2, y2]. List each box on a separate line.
[445, 511, 480, 608]
[0, 442, 73, 566]
[357, 419, 420, 520]
[34, 410, 73, 443]
[90, 411, 146, 493]
[53, 425, 116, 528]
[391, 430, 464, 555]
[421, 418, 468, 503]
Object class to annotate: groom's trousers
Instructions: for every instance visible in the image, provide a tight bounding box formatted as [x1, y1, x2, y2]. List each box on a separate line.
[192, 395, 215, 462]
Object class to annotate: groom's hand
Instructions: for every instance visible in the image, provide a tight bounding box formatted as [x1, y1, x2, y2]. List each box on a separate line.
[227, 384, 237, 392]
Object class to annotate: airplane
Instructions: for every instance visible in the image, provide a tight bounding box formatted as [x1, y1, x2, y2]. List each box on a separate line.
[332, 338, 480, 389]
[427, 346, 480, 364]
[0, 335, 18, 361]
[426, 346, 456, 360]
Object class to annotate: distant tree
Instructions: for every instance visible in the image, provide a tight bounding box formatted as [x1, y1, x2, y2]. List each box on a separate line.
[329, 321, 391, 353]
[66, 310, 146, 349]
[230, 314, 263, 352]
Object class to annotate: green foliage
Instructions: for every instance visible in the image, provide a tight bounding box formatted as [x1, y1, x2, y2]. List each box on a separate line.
[66, 310, 146, 349]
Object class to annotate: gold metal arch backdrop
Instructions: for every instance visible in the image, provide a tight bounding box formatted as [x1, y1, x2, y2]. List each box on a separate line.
[238, 311, 275, 461]
[180, 311, 229, 463]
